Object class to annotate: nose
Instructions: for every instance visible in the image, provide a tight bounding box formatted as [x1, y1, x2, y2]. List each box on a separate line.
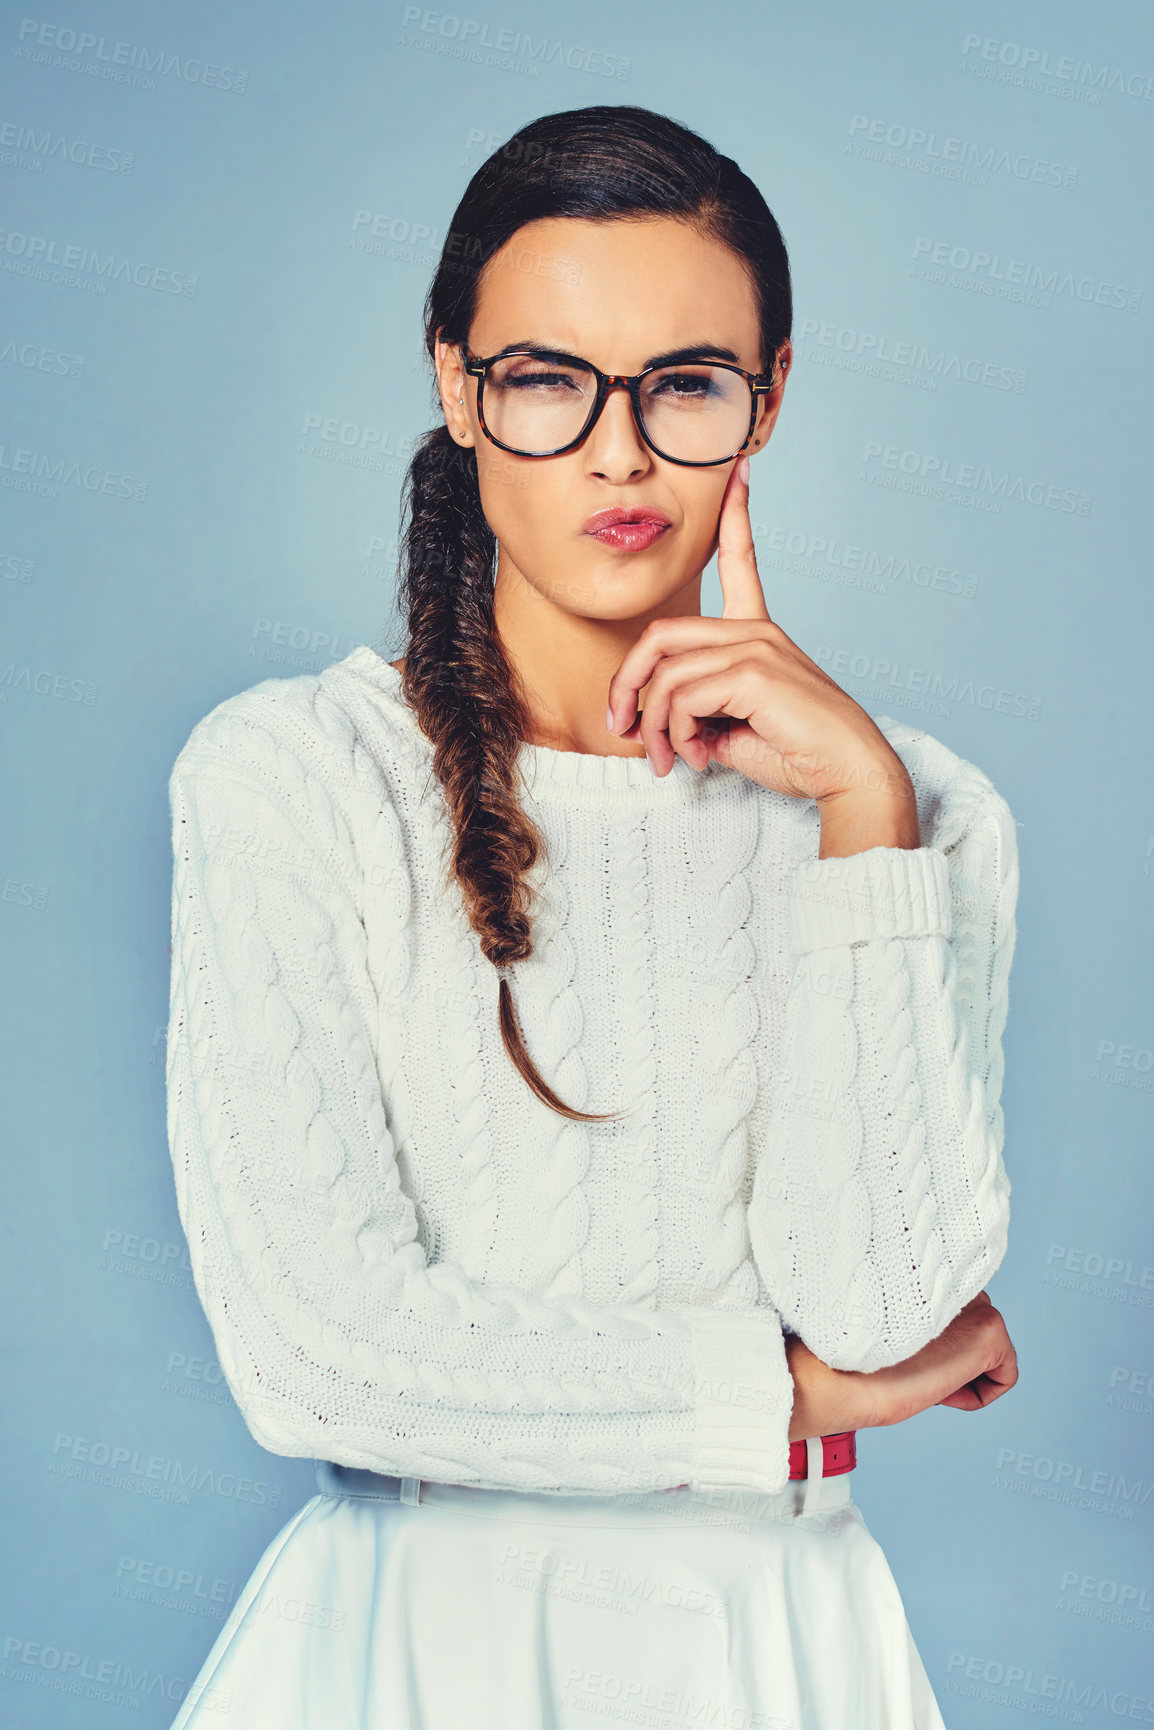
[583, 378, 650, 480]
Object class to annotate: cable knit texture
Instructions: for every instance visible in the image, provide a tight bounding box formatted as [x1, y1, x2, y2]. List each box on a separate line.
[165, 644, 1017, 1498]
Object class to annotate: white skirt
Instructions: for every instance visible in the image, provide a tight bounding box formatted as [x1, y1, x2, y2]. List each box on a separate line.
[168, 1451, 947, 1730]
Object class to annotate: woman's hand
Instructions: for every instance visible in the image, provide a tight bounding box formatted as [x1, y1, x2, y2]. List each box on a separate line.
[605, 454, 918, 849]
[859, 1290, 1020, 1428]
[787, 1292, 1019, 1441]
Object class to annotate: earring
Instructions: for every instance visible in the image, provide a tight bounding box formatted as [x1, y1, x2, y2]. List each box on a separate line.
[458, 394, 464, 403]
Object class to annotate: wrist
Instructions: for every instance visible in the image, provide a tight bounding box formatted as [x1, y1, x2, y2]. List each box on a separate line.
[817, 774, 920, 858]
[785, 1333, 879, 1438]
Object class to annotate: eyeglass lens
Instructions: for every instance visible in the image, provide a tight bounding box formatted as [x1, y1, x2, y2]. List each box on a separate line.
[481, 355, 753, 462]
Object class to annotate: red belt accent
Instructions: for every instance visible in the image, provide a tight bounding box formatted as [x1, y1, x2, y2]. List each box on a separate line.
[787, 1431, 856, 1479]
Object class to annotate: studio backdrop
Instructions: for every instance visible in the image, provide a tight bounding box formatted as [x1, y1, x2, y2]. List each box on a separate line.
[2, 1, 1152, 1725]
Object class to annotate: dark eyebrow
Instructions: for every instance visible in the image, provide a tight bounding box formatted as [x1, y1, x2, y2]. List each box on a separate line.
[483, 339, 745, 370]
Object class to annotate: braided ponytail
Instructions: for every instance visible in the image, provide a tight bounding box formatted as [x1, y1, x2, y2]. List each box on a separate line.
[392, 105, 792, 1119]
[398, 427, 617, 1121]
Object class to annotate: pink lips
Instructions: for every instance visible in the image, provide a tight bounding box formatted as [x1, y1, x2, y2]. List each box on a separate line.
[582, 506, 671, 552]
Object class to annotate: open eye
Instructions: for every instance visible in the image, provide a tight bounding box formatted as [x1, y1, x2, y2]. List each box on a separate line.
[646, 368, 725, 404]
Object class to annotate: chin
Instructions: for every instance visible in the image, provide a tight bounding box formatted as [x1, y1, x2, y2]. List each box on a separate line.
[570, 576, 686, 623]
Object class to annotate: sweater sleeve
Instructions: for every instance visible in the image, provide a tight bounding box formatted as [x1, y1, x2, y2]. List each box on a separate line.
[747, 744, 1018, 1373]
[165, 698, 795, 1497]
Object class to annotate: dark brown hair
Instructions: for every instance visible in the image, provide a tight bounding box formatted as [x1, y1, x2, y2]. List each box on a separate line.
[395, 104, 792, 1120]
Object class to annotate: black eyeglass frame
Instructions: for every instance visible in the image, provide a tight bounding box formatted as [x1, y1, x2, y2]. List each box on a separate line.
[460, 347, 778, 467]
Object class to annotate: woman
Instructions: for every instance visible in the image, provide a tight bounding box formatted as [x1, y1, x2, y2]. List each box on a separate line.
[164, 105, 1019, 1729]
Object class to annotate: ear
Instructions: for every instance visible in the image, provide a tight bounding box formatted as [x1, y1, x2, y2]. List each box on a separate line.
[434, 331, 475, 447]
[748, 337, 792, 452]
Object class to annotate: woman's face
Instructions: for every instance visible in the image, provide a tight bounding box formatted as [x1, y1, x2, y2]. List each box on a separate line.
[435, 215, 790, 624]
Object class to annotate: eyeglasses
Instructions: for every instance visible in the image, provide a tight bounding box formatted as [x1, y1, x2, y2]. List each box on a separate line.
[461, 346, 777, 467]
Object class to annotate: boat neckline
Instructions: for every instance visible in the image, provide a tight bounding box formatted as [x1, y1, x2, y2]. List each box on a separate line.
[337, 643, 743, 804]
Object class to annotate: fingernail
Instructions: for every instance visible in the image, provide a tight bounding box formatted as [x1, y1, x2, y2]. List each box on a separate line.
[739, 454, 750, 484]
[605, 705, 614, 733]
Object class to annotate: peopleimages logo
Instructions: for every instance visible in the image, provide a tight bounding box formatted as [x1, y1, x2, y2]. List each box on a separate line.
[911, 236, 1141, 313]
[398, 8, 631, 78]
[49, 1432, 283, 1506]
[961, 34, 1154, 101]
[861, 440, 1090, 515]
[756, 523, 980, 600]
[847, 114, 1077, 188]
[943, 1649, 1154, 1721]
[811, 643, 1043, 723]
[0, 1635, 229, 1712]
[14, 18, 249, 91]
[0, 120, 134, 174]
[797, 317, 1026, 393]
[0, 440, 148, 501]
[0, 225, 198, 295]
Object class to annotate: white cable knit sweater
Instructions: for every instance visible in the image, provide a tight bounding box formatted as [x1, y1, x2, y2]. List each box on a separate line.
[165, 643, 1017, 1499]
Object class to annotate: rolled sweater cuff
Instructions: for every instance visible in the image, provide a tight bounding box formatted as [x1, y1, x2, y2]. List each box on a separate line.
[788, 844, 952, 954]
[666, 1305, 794, 1496]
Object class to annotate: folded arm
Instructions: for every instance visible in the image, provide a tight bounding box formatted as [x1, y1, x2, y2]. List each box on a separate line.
[166, 695, 796, 1496]
[749, 748, 1018, 1372]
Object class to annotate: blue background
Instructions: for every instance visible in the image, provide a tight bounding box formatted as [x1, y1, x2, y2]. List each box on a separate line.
[2, 0, 1152, 1723]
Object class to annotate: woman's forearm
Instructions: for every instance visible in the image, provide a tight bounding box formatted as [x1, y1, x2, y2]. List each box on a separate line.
[784, 1292, 1018, 1443]
[785, 1333, 875, 1441]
